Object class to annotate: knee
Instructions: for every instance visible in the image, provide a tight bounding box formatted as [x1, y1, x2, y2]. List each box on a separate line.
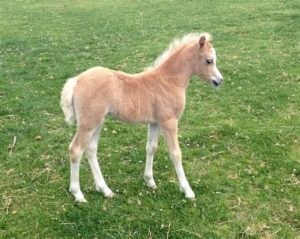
[69, 144, 82, 163]
[170, 149, 182, 162]
[146, 143, 158, 155]
[86, 143, 97, 154]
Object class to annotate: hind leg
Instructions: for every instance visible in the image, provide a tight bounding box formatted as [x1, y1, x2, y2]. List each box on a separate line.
[86, 124, 114, 198]
[69, 126, 94, 202]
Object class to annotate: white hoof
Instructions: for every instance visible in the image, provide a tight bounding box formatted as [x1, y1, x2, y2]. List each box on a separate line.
[180, 185, 195, 199]
[104, 191, 115, 198]
[145, 176, 156, 188]
[146, 181, 157, 189]
[95, 185, 114, 198]
[149, 184, 157, 189]
[185, 191, 195, 199]
[73, 192, 87, 203]
[70, 188, 87, 203]
[76, 197, 87, 203]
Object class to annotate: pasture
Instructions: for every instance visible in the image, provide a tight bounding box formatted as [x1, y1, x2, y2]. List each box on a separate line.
[1, 0, 299, 238]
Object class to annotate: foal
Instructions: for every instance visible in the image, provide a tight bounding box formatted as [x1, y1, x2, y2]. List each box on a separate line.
[61, 33, 223, 202]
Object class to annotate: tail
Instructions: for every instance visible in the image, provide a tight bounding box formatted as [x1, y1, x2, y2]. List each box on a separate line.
[60, 77, 78, 125]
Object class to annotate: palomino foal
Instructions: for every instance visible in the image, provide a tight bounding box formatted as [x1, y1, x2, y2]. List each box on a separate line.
[61, 33, 223, 202]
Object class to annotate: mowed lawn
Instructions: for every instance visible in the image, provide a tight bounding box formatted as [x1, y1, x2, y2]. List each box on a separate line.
[1, 0, 299, 238]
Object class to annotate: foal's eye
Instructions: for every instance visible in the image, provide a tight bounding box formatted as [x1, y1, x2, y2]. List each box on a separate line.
[206, 59, 214, 64]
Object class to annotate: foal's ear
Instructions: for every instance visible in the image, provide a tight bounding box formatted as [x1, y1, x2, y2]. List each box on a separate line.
[199, 36, 206, 48]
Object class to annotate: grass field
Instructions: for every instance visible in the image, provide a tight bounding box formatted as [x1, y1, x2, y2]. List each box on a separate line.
[1, 0, 299, 238]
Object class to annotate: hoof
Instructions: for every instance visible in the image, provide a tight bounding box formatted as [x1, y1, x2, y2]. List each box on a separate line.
[104, 191, 115, 198]
[103, 188, 114, 198]
[149, 184, 157, 189]
[70, 188, 87, 203]
[147, 182, 157, 189]
[75, 197, 87, 203]
[185, 191, 196, 200]
[186, 196, 196, 201]
[96, 186, 114, 198]
[145, 177, 157, 189]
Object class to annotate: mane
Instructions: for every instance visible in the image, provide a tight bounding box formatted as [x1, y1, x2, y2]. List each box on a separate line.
[146, 32, 211, 70]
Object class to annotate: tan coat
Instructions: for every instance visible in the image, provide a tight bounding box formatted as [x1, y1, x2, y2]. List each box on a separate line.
[60, 33, 223, 202]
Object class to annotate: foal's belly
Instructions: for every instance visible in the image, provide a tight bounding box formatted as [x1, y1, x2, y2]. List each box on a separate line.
[108, 106, 156, 124]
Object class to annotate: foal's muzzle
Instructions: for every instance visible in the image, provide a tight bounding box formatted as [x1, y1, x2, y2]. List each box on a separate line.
[212, 77, 223, 87]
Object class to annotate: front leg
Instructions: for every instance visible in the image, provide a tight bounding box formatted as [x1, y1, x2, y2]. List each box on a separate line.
[160, 119, 195, 199]
[144, 124, 160, 188]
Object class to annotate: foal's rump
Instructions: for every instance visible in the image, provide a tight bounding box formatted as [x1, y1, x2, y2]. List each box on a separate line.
[60, 67, 113, 126]
[72, 67, 116, 125]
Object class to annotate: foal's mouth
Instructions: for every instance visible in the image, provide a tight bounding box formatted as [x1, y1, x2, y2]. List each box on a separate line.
[212, 80, 221, 87]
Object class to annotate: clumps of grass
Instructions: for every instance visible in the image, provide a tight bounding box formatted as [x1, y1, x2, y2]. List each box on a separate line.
[1, 0, 299, 238]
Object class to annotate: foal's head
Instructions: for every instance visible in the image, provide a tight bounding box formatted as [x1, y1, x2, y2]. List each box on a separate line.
[192, 35, 223, 87]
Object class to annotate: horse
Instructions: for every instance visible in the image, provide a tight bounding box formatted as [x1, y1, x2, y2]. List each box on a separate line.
[60, 33, 223, 202]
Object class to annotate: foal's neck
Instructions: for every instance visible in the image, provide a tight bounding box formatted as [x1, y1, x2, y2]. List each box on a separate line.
[156, 44, 195, 89]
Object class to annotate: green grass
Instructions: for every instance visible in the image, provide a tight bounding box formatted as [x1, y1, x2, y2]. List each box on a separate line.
[1, 0, 299, 238]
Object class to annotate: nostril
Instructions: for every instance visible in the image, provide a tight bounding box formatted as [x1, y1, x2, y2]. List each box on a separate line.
[213, 80, 219, 86]
[220, 78, 223, 82]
